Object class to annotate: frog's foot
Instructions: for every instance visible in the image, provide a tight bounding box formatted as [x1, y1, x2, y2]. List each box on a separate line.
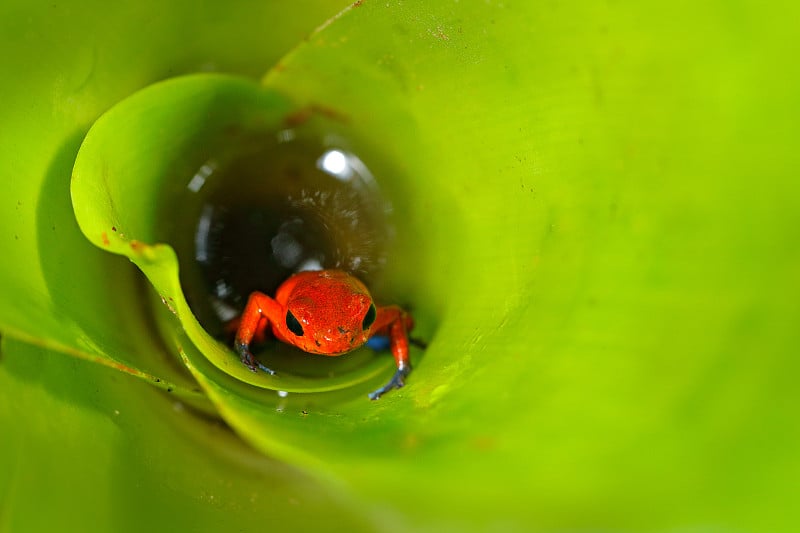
[409, 337, 428, 349]
[236, 341, 277, 375]
[369, 366, 411, 400]
[256, 361, 277, 375]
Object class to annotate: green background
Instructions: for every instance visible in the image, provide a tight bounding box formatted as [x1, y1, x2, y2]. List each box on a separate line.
[2, 1, 799, 531]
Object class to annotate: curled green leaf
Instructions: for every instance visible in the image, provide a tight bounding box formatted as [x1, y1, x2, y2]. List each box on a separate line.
[5, 0, 800, 531]
[72, 73, 404, 394]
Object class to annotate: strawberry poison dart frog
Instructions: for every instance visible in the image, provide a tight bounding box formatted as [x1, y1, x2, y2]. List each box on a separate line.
[234, 269, 415, 400]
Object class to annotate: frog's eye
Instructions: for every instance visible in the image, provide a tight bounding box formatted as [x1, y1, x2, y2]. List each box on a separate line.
[286, 310, 304, 336]
[362, 304, 377, 331]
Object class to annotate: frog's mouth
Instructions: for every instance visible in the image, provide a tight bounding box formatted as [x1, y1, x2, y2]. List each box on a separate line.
[307, 341, 367, 357]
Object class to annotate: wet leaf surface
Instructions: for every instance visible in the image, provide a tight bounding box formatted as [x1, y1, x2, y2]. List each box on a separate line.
[3, 1, 800, 531]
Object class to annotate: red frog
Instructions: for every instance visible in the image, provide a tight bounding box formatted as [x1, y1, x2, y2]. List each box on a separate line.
[234, 269, 414, 400]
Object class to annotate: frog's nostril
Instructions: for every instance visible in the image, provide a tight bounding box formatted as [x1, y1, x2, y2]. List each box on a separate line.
[337, 326, 346, 334]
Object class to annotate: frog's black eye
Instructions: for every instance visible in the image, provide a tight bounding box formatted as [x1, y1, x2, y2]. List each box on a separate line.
[286, 310, 304, 336]
[362, 304, 377, 331]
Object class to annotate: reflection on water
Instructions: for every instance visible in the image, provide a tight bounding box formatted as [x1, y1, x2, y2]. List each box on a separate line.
[168, 127, 393, 335]
[318, 149, 350, 179]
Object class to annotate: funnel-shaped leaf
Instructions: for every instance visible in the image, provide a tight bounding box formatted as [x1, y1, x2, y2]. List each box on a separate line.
[5, 0, 800, 531]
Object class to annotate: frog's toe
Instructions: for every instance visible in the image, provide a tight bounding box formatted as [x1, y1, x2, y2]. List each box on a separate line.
[368, 366, 411, 400]
[257, 362, 277, 375]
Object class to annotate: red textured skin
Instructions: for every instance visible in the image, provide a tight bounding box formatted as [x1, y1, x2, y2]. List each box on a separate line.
[235, 269, 413, 374]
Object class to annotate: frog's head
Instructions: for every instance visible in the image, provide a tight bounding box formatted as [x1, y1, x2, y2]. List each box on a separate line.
[282, 270, 377, 355]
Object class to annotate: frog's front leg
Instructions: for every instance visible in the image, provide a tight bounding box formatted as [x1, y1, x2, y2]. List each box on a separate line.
[368, 306, 414, 400]
[235, 291, 282, 375]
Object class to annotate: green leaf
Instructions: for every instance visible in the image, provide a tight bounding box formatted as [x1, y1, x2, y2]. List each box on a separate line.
[0, 336, 373, 532]
[71, 73, 395, 394]
[0, 1, 369, 531]
[4, 0, 800, 532]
